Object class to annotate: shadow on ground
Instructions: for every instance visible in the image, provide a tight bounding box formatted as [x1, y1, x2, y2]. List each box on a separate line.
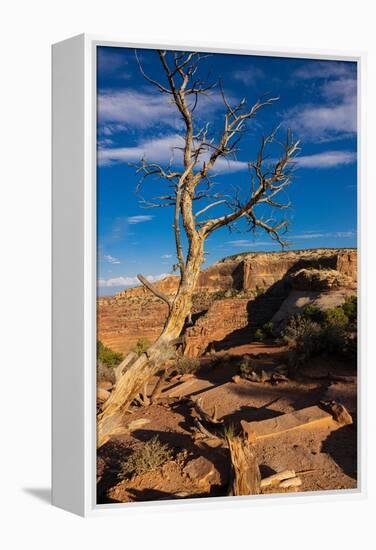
[321, 422, 358, 480]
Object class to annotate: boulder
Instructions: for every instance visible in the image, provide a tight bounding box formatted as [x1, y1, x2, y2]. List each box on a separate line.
[290, 268, 353, 291]
[183, 456, 218, 486]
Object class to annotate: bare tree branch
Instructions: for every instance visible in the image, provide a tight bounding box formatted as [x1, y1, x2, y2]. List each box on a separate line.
[134, 51, 300, 301]
[198, 132, 300, 240]
[195, 199, 228, 218]
[137, 274, 173, 310]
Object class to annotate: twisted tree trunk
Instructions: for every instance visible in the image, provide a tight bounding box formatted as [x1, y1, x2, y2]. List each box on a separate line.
[97, 238, 204, 447]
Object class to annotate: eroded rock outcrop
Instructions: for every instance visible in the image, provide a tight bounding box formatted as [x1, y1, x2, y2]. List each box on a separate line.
[97, 249, 357, 355]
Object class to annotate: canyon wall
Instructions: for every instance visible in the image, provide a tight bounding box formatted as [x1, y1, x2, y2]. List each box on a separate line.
[97, 249, 357, 355]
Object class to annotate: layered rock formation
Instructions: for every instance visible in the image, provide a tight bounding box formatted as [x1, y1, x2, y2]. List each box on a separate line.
[97, 249, 357, 355]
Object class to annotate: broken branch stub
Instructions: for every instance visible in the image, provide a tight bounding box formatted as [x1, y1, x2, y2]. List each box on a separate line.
[227, 435, 261, 496]
[137, 274, 173, 310]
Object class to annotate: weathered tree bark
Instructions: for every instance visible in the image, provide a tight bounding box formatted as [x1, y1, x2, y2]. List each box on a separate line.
[227, 435, 261, 496]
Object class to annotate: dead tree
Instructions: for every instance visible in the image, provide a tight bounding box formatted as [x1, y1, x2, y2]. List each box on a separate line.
[97, 50, 300, 447]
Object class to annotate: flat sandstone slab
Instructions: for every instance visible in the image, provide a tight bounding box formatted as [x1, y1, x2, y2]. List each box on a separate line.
[162, 378, 215, 398]
[242, 406, 338, 441]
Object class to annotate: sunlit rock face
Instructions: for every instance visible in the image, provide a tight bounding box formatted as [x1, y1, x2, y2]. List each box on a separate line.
[97, 249, 357, 355]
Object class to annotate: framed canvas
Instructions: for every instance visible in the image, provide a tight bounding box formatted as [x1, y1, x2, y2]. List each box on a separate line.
[52, 34, 365, 517]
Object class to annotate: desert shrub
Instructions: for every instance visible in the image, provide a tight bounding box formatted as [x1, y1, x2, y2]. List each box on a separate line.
[302, 304, 324, 324]
[319, 324, 347, 354]
[284, 310, 354, 371]
[341, 295, 357, 323]
[175, 356, 200, 375]
[118, 436, 173, 479]
[322, 306, 349, 328]
[132, 337, 151, 356]
[282, 315, 322, 370]
[263, 321, 274, 338]
[239, 355, 254, 378]
[253, 321, 274, 342]
[282, 316, 321, 347]
[253, 328, 265, 342]
[343, 334, 357, 364]
[97, 340, 124, 369]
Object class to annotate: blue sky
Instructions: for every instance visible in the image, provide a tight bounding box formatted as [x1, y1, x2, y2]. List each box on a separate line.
[96, 47, 357, 296]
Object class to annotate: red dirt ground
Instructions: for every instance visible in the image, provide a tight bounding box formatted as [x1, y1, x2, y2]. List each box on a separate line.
[97, 344, 357, 504]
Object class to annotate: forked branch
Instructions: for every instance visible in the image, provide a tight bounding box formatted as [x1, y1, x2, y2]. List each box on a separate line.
[137, 274, 173, 310]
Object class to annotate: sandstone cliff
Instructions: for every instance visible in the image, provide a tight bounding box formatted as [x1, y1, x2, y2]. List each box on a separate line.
[97, 248, 356, 355]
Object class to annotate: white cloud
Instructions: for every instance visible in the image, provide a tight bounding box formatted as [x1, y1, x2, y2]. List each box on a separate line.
[98, 90, 178, 129]
[100, 133, 356, 172]
[127, 215, 154, 224]
[227, 240, 278, 247]
[161, 254, 172, 259]
[293, 61, 355, 81]
[97, 49, 129, 76]
[98, 133, 247, 173]
[98, 89, 224, 132]
[321, 78, 356, 103]
[103, 254, 121, 264]
[98, 272, 168, 288]
[285, 68, 357, 142]
[227, 230, 355, 248]
[232, 66, 265, 86]
[296, 150, 356, 169]
[333, 231, 355, 238]
[286, 100, 356, 141]
[98, 134, 184, 166]
[290, 230, 355, 240]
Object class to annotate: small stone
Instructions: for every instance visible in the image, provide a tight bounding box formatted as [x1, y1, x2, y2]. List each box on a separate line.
[179, 373, 195, 381]
[279, 477, 302, 489]
[183, 456, 215, 485]
[232, 375, 241, 384]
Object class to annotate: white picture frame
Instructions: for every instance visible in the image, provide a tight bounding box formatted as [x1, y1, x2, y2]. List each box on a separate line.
[52, 34, 366, 517]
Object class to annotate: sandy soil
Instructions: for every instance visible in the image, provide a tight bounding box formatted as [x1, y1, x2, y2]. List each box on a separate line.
[97, 344, 357, 504]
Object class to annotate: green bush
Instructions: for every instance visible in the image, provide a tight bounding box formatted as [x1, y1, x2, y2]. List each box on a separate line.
[118, 436, 173, 479]
[253, 322, 274, 342]
[175, 356, 200, 375]
[319, 324, 347, 354]
[253, 328, 265, 342]
[341, 295, 357, 323]
[302, 304, 324, 324]
[283, 302, 355, 370]
[132, 337, 151, 356]
[97, 340, 124, 369]
[322, 307, 349, 328]
[282, 316, 321, 347]
[302, 296, 357, 328]
[262, 321, 274, 338]
[239, 355, 254, 378]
